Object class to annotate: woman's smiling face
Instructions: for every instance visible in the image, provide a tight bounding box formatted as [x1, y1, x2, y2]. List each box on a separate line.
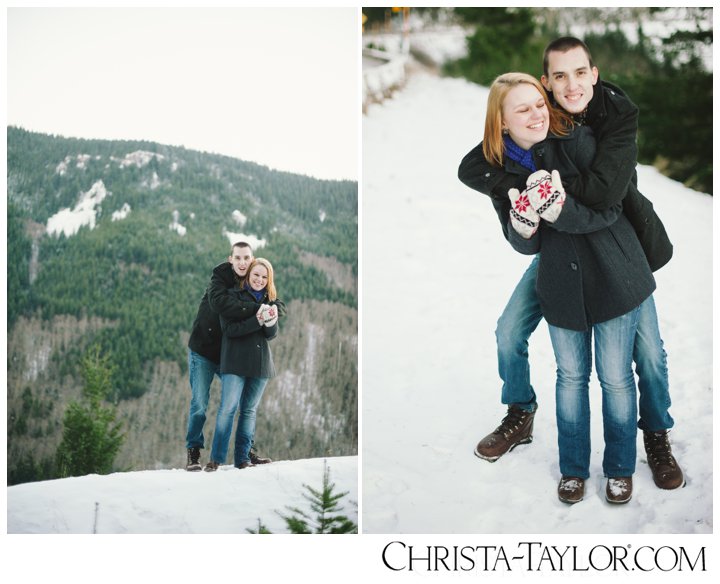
[248, 264, 269, 292]
[502, 83, 550, 150]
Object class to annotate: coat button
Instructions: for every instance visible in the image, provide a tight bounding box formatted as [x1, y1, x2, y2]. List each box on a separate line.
[570, 262, 578, 271]
[484, 172, 491, 178]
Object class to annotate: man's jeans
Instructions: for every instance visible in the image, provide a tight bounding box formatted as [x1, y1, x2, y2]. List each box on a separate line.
[496, 256, 674, 431]
[185, 350, 221, 450]
[549, 303, 644, 478]
[209, 374, 268, 466]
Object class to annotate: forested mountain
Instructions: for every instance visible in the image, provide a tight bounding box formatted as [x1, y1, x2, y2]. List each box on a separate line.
[6, 126, 358, 484]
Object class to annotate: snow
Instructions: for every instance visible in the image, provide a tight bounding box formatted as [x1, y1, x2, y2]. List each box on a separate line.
[46, 180, 110, 237]
[408, 26, 468, 67]
[7, 456, 357, 534]
[231, 209, 247, 226]
[169, 209, 186, 236]
[362, 72, 713, 535]
[55, 153, 93, 175]
[223, 229, 266, 250]
[115, 150, 165, 169]
[111, 203, 131, 222]
[141, 170, 161, 190]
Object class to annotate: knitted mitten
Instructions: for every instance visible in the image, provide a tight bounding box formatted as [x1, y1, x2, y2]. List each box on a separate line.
[263, 305, 278, 327]
[526, 170, 566, 223]
[508, 188, 539, 239]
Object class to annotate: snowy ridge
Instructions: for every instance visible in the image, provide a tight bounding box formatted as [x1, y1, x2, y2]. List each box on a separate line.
[7, 456, 357, 534]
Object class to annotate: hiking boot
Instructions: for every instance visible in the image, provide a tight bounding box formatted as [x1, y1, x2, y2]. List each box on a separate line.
[474, 405, 535, 462]
[249, 447, 272, 465]
[643, 430, 685, 490]
[606, 477, 633, 504]
[557, 476, 585, 504]
[235, 461, 255, 470]
[203, 461, 220, 472]
[186, 447, 202, 472]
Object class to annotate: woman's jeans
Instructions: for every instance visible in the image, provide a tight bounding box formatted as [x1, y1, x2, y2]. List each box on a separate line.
[210, 374, 269, 466]
[496, 256, 673, 431]
[185, 350, 221, 450]
[548, 303, 645, 479]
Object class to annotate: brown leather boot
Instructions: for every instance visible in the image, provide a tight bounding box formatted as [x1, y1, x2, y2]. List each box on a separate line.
[558, 476, 585, 504]
[643, 430, 685, 489]
[474, 405, 535, 462]
[249, 447, 272, 465]
[186, 447, 202, 472]
[606, 477, 633, 504]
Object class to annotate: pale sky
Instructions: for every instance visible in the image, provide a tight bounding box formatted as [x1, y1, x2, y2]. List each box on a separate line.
[7, 7, 359, 181]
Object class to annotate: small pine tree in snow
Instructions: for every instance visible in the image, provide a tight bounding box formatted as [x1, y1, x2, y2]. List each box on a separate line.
[246, 460, 357, 534]
[55, 346, 125, 478]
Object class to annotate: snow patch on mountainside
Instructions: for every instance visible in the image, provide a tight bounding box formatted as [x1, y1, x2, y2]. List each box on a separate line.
[46, 180, 110, 237]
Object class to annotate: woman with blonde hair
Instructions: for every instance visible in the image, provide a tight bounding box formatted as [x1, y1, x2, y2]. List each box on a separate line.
[481, 72, 572, 168]
[465, 72, 656, 504]
[205, 257, 283, 471]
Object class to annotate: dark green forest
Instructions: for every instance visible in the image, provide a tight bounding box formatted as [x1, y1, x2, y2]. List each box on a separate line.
[7, 127, 358, 484]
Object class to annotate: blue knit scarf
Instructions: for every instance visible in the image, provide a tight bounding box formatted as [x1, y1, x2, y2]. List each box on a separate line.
[243, 282, 266, 302]
[503, 135, 537, 172]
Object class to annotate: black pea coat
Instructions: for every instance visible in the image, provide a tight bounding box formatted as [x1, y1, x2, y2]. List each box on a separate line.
[188, 262, 286, 365]
[507, 127, 656, 332]
[219, 287, 279, 379]
[457, 79, 673, 272]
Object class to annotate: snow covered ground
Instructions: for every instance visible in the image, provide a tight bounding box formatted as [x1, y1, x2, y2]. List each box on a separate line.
[362, 72, 713, 535]
[7, 456, 357, 534]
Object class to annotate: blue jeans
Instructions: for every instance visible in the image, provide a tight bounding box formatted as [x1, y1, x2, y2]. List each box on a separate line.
[185, 350, 221, 449]
[496, 255, 543, 412]
[634, 295, 673, 431]
[549, 304, 643, 478]
[209, 374, 268, 466]
[496, 257, 673, 430]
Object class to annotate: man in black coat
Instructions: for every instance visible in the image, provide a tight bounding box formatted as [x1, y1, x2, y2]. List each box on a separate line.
[184, 241, 284, 471]
[457, 37, 683, 490]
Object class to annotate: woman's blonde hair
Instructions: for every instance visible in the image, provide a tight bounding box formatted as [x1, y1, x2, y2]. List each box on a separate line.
[245, 257, 277, 301]
[482, 72, 573, 167]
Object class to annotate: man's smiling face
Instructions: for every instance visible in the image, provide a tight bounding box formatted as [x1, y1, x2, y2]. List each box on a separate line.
[541, 46, 599, 114]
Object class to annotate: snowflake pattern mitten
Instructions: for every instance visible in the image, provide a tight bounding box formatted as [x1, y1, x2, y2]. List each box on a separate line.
[508, 187, 539, 239]
[526, 169, 566, 223]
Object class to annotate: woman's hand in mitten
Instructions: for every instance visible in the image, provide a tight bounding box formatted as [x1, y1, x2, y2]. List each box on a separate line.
[526, 169, 566, 223]
[508, 187, 539, 239]
[263, 305, 278, 327]
[256, 304, 269, 324]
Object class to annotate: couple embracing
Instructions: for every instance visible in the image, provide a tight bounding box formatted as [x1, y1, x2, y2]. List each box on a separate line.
[459, 37, 684, 504]
[184, 241, 285, 472]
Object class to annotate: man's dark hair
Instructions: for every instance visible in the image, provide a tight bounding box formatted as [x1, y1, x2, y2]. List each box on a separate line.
[231, 241, 253, 254]
[543, 36, 595, 77]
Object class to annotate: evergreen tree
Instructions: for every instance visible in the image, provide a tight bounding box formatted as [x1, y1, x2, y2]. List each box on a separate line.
[55, 346, 125, 478]
[247, 460, 357, 534]
[447, 8, 546, 84]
